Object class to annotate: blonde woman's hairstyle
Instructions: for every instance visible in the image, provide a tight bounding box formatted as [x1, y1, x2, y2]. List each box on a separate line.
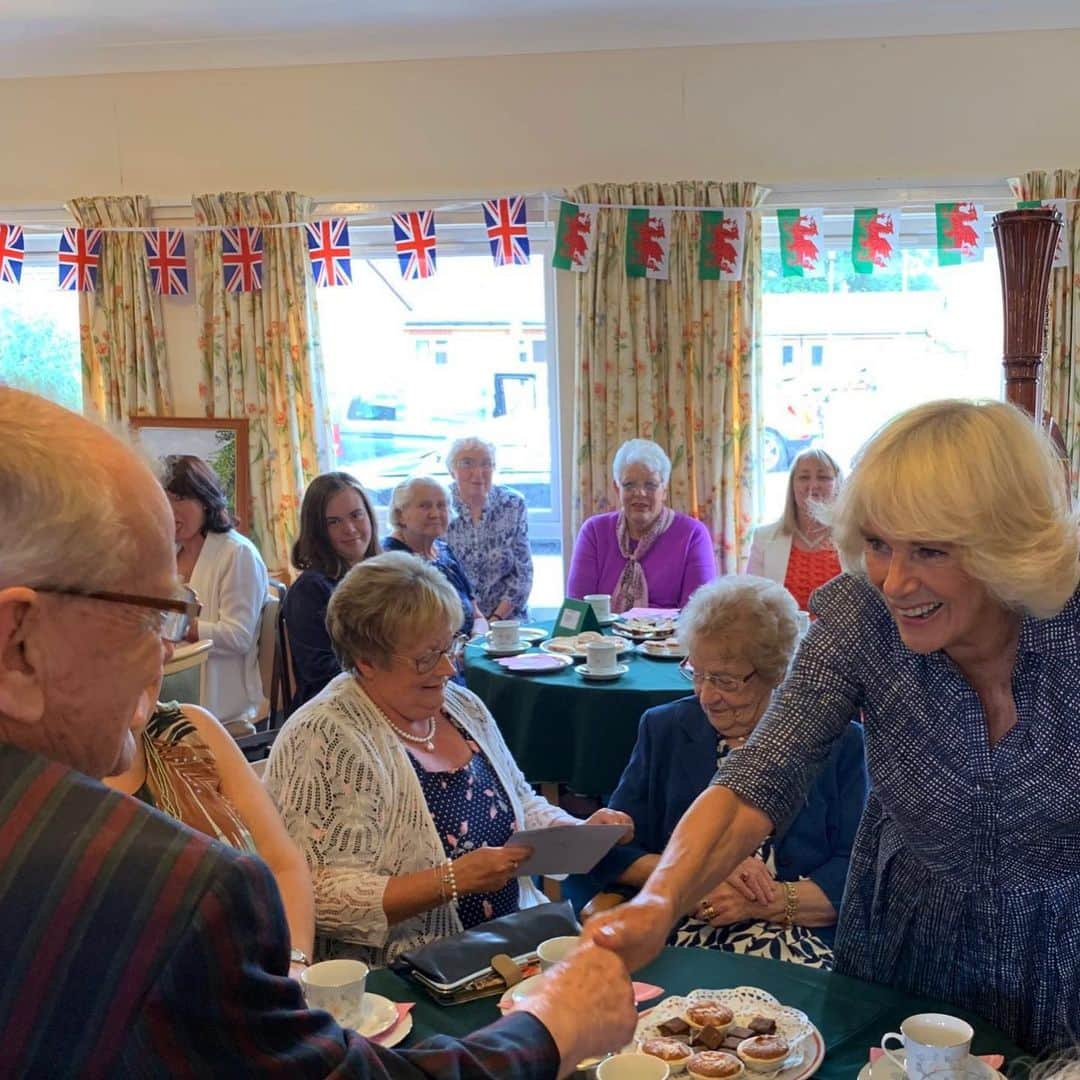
[0, 388, 142, 593]
[612, 438, 672, 486]
[828, 399, 1080, 618]
[781, 448, 843, 535]
[326, 550, 463, 671]
[679, 575, 800, 689]
[446, 436, 497, 475]
[389, 476, 447, 529]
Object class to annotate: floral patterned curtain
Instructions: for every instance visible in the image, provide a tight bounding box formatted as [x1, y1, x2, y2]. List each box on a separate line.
[69, 195, 171, 421]
[1009, 171, 1080, 498]
[570, 181, 766, 573]
[193, 191, 331, 575]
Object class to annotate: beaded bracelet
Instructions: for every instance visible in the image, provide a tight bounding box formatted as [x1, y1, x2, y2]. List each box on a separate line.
[782, 882, 799, 929]
[445, 858, 459, 905]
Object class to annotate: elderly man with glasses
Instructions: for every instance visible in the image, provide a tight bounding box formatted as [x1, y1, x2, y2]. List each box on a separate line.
[565, 575, 867, 970]
[0, 388, 637, 1078]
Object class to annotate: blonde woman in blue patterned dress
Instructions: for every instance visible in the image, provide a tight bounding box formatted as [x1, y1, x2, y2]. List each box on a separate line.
[586, 399, 1080, 1056]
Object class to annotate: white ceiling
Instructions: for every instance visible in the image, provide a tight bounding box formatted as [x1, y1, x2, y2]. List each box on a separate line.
[3, 0, 1079, 79]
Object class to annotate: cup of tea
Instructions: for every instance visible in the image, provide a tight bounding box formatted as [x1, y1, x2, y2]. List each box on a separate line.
[537, 934, 580, 972]
[300, 959, 369, 1025]
[584, 594, 612, 621]
[881, 1013, 973, 1079]
[585, 639, 619, 675]
[489, 619, 522, 650]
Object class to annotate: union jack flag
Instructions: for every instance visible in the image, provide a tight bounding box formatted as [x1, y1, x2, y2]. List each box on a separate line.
[144, 229, 188, 295]
[58, 228, 103, 292]
[483, 196, 530, 266]
[306, 219, 352, 287]
[391, 210, 437, 280]
[0, 225, 24, 285]
[221, 227, 263, 293]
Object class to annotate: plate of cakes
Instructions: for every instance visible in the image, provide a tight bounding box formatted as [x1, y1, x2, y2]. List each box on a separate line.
[539, 631, 634, 660]
[631, 988, 824, 1079]
[611, 616, 679, 641]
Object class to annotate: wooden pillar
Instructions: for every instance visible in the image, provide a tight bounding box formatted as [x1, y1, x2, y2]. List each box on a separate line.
[991, 206, 1062, 417]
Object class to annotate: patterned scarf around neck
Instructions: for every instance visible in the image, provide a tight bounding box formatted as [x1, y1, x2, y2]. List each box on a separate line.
[612, 506, 675, 613]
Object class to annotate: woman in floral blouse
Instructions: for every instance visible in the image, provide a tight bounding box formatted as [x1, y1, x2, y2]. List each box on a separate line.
[445, 437, 533, 621]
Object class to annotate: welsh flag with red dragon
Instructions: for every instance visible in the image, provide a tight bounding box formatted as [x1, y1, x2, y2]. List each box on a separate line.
[698, 208, 747, 282]
[851, 208, 901, 274]
[625, 208, 672, 280]
[552, 201, 598, 272]
[777, 209, 825, 277]
[935, 202, 984, 265]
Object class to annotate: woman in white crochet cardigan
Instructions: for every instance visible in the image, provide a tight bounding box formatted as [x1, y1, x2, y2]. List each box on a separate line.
[266, 550, 632, 968]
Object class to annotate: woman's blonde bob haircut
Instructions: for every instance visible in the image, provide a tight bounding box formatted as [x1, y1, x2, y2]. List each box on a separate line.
[679, 575, 800, 690]
[828, 398, 1080, 619]
[781, 448, 843, 535]
[327, 550, 464, 671]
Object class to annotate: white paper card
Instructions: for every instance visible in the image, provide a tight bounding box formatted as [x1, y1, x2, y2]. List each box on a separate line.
[506, 824, 626, 877]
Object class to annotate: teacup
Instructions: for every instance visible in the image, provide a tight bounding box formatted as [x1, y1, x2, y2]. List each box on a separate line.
[596, 1053, 670, 1080]
[585, 593, 612, 621]
[881, 1013, 973, 1079]
[490, 619, 522, 650]
[300, 959, 369, 1025]
[585, 639, 620, 674]
[537, 934, 580, 972]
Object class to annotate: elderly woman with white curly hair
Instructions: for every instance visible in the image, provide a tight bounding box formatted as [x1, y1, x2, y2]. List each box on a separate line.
[444, 436, 533, 621]
[265, 552, 631, 968]
[567, 438, 717, 613]
[587, 399, 1080, 1057]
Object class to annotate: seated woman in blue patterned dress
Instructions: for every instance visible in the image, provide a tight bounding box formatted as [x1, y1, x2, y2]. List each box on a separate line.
[586, 399, 1080, 1057]
[445, 437, 533, 622]
[265, 551, 632, 968]
[383, 477, 486, 641]
[567, 576, 867, 969]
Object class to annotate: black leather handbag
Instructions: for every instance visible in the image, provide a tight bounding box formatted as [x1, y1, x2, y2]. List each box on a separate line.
[390, 901, 580, 1004]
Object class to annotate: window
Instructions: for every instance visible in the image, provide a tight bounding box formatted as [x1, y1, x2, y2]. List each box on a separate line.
[317, 214, 563, 608]
[759, 204, 1004, 522]
[0, 245, 81, 411]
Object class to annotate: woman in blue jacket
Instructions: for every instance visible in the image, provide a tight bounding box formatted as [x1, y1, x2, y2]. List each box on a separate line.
[567, 575, 867, 968]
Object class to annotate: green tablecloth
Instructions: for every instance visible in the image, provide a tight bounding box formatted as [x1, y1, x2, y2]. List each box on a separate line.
[368, 948, 1030, 1077]
[464, 631, 689, 795]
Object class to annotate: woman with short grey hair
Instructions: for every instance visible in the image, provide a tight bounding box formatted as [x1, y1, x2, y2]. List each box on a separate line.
[567, 437, 716, 612]
[266, 551, 633, 968]
[445, 437, 533, 621]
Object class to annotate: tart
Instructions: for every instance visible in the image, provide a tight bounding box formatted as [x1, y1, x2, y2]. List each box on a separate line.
[640, 1037, 694, 1074]
[736, 1035, 791, 1073]
[687, 1050, 745, 1079]
[685, 1002, 735, 1034]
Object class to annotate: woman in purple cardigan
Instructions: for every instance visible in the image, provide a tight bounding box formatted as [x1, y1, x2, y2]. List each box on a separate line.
[567, 438, 717, 612]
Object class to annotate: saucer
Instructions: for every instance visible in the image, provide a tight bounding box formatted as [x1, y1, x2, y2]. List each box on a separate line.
[374, 1010, 413, 1048]
[858, 1050, 1004, 1080]
[576, 663, 629, 681]
[339, 992, 399, 1038]
[479, 639, 532, 657]
[596, 614, 618, 626]
[518, 627, 549, 643]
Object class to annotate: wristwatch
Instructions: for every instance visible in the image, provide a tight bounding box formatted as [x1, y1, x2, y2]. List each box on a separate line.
[290, 948, 311, 967]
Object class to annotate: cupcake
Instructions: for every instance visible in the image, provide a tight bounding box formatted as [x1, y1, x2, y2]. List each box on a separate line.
[640, 1037, 694, 1074]
[685, 1002, 735, 1035]
[736, 1035, 791, 1073]
[687, 1050, 745, 1079]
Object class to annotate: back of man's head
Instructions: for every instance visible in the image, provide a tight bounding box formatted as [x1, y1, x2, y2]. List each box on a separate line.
[0, 388, 139, 592]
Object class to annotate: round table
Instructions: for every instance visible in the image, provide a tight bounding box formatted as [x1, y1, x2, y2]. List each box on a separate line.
[464, 633, 690, 796]
[368, 948, 1030, 1078]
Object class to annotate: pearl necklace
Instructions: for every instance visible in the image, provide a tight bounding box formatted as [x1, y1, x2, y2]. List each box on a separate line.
[385, 714, 437, 752]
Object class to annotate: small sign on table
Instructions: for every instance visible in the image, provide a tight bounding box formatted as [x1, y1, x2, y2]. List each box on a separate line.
[551, 598, 601, 637]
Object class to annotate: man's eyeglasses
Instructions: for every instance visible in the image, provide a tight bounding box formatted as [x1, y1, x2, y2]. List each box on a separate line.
[679, 659, 757, 693]
[35, 585, 200, 644]
[396, 634, 468, 675]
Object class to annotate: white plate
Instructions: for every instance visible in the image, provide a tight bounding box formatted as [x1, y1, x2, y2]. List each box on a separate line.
[518, 627, 549, 643]
[540, 636, 633, 660]
[597, 614, 619, 626]
[498, 973, 545, 1011]
[636, 641, 687, 660]
[339, 992, 400, 1038]
[476, 639, 532, 657]
[632, 989, 823, 1079]
[496, 653, 573, 674]
[576, 663, 630, 681]
[857, 1050, 1004, 1079]
[374, 1010, 414, 1048]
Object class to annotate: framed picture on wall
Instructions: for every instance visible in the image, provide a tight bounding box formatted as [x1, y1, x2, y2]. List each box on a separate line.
[130, 417, 251, 536]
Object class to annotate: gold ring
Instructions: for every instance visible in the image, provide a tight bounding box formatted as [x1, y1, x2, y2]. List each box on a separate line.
[700, 902, 716, 920]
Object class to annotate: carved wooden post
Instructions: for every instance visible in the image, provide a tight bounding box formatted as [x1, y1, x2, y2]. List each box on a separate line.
[991, 206, 1062, 418]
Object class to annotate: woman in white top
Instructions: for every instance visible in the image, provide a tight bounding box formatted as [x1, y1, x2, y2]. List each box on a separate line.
[265, 551, 632, 968]
[166, 455, 269, 736]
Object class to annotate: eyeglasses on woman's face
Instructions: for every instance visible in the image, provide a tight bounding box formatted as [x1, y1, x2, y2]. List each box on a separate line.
[679, 658, 757, 694]
[35, 584, 201, 644]
[395, 634, 468, 675]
